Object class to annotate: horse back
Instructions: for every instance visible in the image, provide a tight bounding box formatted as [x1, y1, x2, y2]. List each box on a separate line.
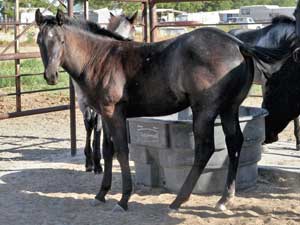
[121, 28, 251, 116]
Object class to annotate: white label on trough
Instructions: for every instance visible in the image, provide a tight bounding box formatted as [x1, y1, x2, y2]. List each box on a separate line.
[137, 126, 159, 143]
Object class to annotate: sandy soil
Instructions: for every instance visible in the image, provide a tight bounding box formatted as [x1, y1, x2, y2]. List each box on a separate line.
[0, 93, 299, 225]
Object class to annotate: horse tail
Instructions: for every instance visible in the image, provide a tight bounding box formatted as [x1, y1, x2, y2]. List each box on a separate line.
[238, 43, 291, 74]
[239, 44, 289, 64]
[222, 31, 290, 65]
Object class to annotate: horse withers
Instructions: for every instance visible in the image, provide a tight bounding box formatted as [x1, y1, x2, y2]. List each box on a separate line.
[35, 9, 300, 213]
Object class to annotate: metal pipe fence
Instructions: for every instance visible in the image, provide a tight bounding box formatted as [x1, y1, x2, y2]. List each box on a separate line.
[0, 0, 269, 155]
[0, 0, 149, 156]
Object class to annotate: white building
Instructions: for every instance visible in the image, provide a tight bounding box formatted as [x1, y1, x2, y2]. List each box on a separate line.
[74, 7, 123, 27]
[218, 9, 239, 23]
[20, 8, 53, 23]
[176, 11, 220, 24]
[157, 9, 186, 22]
[240, 5, 295, 23]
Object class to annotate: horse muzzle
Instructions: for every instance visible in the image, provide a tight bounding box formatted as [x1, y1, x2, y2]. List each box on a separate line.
[44, 71, 58, 85]
[293, 47, 300, 63]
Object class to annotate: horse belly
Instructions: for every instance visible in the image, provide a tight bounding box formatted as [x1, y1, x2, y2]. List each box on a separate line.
[126, 88, 189, 117]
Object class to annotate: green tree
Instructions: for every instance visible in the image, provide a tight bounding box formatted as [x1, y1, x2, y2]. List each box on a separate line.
[1, 0, 298, 18]
[1, 0, 53, 18]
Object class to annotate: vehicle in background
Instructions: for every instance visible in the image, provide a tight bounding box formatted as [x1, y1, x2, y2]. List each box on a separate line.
[240, 5, 294, 23]
[228, 17, 262, 29]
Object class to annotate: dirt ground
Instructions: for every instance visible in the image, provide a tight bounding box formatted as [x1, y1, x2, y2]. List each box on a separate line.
[0, 93, 299, 225]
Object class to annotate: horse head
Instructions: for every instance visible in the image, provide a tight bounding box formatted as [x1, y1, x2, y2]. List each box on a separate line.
[107, 11, 137, 40]
[35, 9, 65, 85]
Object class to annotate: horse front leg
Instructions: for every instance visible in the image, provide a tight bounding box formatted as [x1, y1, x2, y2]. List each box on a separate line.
[92, 113, 103, 174]
[293, 117, 300, 150]
[170, 107, 217, 210]
[83, 108, 94, 172]
[95, 107, 132, 212]
[216, 105, 243, 211]
[94, 120, 114, 203]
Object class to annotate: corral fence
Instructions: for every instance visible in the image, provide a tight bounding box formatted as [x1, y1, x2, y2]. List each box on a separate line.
[0, 0, 268, 155]
[0, 0, 148, 156]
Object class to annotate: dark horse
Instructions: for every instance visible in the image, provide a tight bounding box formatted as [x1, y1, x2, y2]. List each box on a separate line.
[35, 9, 300, 212]
[230, 16, 300, 150]
[72, 12, 137, 173]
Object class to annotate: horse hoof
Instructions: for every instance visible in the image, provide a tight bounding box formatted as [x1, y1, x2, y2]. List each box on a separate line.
[296, 144, 300, 151]
[215, 203, 227, 211]
[94, 167, 103, 174]
[169, 201, 181, 211]
[90, 198, 105, 207]
[168, 207, 179, 213]
[86, 166, 93, 172]
[111, 204, 126, 213]
[261, 145, 269, 153]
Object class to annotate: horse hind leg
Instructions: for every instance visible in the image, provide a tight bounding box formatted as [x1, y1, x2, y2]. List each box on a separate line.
[92, 113, 103, 174]
[216, 105, 243, 211]
[83, 108, 94, 172]
[169, 107, 217, 210]
[293, 117, 300, 150]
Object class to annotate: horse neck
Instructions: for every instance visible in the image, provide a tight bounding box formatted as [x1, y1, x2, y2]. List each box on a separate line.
[61, 26, 113, 80]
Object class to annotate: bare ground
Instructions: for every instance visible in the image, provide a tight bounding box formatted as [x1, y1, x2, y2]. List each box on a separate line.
[0, 93, 299, 225]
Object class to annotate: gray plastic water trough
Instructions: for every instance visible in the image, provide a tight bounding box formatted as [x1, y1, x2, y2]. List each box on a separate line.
[127, 106, 268, 194]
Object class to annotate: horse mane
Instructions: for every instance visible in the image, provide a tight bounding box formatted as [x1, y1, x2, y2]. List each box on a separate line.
[64, 17, 129, 41]
[41, 15, 128, 41]
[271, 15, 295, 25]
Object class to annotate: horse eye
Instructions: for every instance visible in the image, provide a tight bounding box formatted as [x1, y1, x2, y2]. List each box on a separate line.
[36, 34, 41, 44]
[37, 37, 41, 44]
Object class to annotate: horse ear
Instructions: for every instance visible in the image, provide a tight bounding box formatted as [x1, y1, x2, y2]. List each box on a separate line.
[128, 11, 138, 24]
[56, 9, 65, 26]
[110, 12, 115, 18]
[35, 9, 44, 26]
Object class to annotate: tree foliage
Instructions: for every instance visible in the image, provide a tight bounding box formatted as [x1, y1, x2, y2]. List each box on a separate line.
[76, 0, 297, 13]
[1, 0, 298, 17]
[1, 0, 54, 17]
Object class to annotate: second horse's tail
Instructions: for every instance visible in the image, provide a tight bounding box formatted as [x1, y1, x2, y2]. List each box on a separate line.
[239, 42, 291, 75]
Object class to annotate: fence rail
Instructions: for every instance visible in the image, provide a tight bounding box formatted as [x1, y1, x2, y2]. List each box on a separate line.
[0, 0, 267, 155]
[0, 0, 149, 156]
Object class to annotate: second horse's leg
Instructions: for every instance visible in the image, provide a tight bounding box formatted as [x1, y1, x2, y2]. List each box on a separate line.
[293, 117, 300, 150]
[93, 113, 103, 174]
[83, 108, 94, 172]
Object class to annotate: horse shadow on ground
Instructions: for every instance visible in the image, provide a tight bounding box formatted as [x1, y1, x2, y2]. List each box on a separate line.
[178, 205, 300, 221]
[178, 168, 300, 221]
[0, 168, 183, 225]
[0, 134, 85, 164]
[0, 165, 299, 223]
[1, 135, 299, 222]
